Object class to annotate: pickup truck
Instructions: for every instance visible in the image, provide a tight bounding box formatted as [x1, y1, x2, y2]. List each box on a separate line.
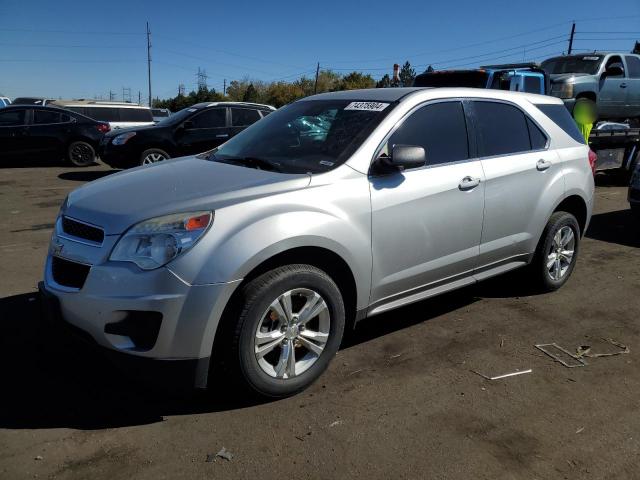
[413, 63, 548, 94]
[541, 52, 640, 124]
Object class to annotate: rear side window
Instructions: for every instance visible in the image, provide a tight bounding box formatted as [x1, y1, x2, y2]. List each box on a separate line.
[88, 108, 119, 122]
[535, 104, 585, 144]
[33, 110, 61, 124]
[625, 56, 640, 78]
[120, 108, 153, 122]
[0, 109, 26, 126]
[66, 107, 87, 116]
[527, 118, 547, 150]
[231, 108, 261, 126]
[473, 101, 531, 156]
[190, 108, 226, 128]
[386, 101, 469, 166]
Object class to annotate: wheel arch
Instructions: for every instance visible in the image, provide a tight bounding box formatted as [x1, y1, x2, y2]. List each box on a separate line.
[575, 91, 597, 103]
[553, 194, 588, 236]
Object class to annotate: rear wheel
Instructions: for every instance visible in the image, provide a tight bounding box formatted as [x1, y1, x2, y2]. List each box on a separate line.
[229, 265, 345, 398]
[530, 212, 581, 292]
[67, 141, 96, 167]
[140, 148, 170, 166]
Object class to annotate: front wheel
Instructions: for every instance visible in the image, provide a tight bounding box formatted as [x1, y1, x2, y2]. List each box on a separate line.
[530, 212, 581, 292]
[140, 148, 170, 166]
[230, 265, 345, 398]
[67, 141, 96, 167]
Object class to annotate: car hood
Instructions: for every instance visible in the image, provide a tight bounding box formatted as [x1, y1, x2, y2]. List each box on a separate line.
[64, 157, 311, 234]
[549, 73, 591, 83]
[104, 123, 165, 137]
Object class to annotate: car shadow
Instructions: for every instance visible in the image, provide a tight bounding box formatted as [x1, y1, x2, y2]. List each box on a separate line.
[58, 169, 119, 182]
[586, 208, 639, 248]
[0, 273, 542, 431]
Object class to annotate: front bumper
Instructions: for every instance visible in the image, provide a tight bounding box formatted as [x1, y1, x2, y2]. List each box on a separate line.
[42, 252, 240, 388]
[98, 138, 139, 168]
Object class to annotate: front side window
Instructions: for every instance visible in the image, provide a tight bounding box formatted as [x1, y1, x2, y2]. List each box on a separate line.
[0, 109, 26, 126]
[473, 101, 531, 156]
[383, 101, 469, 166]
[605, 56, 625, 77]
[231, 108, 261, 126]
[190, 108, 226, 128]
[211, 99, 395, 174]
[33, 110, 61, 124]
[625, 56, 640, 78]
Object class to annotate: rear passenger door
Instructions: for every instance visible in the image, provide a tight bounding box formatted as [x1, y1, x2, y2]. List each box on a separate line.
[176, 107, 229, 155]
[29, 109, 70, 155]
[472, 100, 564, 275]
[229, 107, 262, 138]
[369, 100, 485, 306]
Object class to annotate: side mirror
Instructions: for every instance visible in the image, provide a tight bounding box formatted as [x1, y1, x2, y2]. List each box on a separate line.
[378, 144, 426, 171]
[604, 65, 624, 77]
[183, 120, 194, 130]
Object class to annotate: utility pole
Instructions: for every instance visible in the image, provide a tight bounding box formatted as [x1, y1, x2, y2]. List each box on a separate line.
[146, 21, 152, 107]
[178, 83, 185, 96]
[223, 79, 226, 96]
[196, 67, 208, 91]
[313, 62, 320, 94]
[122, 87, 131, 103]
[109, 90, 115, 101]
[568, 22, 576, 55]
[138, 90, 141, 104]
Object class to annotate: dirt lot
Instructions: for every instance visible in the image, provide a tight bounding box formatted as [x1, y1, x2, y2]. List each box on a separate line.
[0, 161, 638, 480]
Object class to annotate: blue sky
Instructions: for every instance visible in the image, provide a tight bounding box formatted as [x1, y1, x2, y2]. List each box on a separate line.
[1, 0, 639, 103]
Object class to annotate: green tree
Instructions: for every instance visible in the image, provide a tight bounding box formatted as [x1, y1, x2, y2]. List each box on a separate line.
[399, 61, 416, 87]
[338, 72, 375, 91]
[376, 74, 391, 88]
[266, 81, 305, 107]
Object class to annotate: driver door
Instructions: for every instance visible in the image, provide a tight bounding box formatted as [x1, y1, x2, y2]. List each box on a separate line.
[369, 100, 484, 308]
[599, 55, 627, 118]
[176, 107, 230, 155]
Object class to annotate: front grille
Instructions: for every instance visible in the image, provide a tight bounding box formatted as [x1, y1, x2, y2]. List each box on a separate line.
[51, 256, 91, 289]
[62, 216, 104, 244]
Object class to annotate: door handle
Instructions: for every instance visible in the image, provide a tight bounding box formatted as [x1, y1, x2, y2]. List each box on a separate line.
[458, 176, 480, 190]
[620, 82, 627, 88]
[536, 159, 552, 171]
[216, 133, 229, 138]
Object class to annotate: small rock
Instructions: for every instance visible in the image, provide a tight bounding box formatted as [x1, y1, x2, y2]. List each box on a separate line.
[216, 447, 233, 461]
[34, 455, 43, 461]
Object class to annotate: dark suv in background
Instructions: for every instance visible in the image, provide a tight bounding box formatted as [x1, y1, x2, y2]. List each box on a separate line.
[99, 101, 275, 168]
[0, 105, 110, 166]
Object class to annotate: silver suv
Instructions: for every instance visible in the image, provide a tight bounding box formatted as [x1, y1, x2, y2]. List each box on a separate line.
[40, 88, 595, 397]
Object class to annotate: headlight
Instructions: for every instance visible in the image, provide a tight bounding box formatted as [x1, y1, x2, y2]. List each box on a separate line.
[110, 211, 213, 270]
[550, 83, 574, 99]
[112, 131, 137, 145]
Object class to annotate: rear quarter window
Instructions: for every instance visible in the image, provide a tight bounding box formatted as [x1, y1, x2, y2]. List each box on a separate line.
[535, 104, 585, 144]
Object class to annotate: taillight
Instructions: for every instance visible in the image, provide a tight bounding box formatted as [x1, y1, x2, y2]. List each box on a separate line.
[96, 123, 110, 133]
[588, 150, 597, 176]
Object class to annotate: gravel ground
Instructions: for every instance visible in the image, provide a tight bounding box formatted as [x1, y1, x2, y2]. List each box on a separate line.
[0, 161, 638, 480]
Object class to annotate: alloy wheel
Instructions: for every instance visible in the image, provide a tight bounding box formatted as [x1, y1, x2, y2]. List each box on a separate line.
[142, 152, 167, 165]
[254, 288, 330, 379]
[546, 225, 575, 281]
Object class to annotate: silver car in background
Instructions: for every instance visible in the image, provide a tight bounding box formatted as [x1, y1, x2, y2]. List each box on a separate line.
[40, 87, 594, 398]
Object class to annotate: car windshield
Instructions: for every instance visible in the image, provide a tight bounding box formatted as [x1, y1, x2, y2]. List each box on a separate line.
[210, 99, 395, 174]
[541, 55, 604, 75]
[155, 106, 195, 126]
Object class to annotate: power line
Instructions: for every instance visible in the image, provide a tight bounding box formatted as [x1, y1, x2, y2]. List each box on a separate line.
[0, 43, 140, 49]
[0, 27, 142, 35]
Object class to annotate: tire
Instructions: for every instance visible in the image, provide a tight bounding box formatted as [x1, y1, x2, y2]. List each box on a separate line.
[67, 141, 96, 167]
[530, 212, 581, 292]
[139, 148, 170, 166]
[229, 264, 345, 398]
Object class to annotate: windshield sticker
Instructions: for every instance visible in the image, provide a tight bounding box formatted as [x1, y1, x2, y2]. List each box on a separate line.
[319, 160, 334, 167]
[582, 56, 600, 61]
[344, 101, 389, 112]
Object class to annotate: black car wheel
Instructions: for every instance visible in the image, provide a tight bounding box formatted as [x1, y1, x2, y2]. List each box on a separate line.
[140, 148, 170, 166]
[228, 264, 345, 398]
[67, 141, 96, 167]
